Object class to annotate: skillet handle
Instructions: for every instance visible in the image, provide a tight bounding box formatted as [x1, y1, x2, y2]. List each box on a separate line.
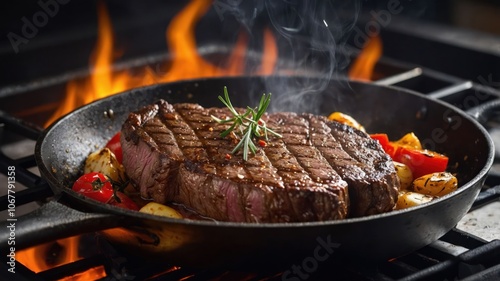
[466, 99, 500, 123]
[0, 199, 123, 252]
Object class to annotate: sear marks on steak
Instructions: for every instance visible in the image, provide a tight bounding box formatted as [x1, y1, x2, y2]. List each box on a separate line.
[121, 99, 399, 222]
[314, 119, 400, 217]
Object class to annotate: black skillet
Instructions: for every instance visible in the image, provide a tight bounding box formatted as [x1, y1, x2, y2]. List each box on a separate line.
[0, 75, 494, 269]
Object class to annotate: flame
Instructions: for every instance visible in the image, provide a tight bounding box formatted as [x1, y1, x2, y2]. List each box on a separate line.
[17, 236, 106, 280]
[348, 35, 382, 81]
[45, 0, 278, 127]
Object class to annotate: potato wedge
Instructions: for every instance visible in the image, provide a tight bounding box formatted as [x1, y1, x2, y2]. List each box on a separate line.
[396, 191, 435, 209]
[393, 161, 413, 190]
[140, 202, 183, 219]
[411, 172, 458, 197]
[327, 112, 365, 132]
[84, 147, 127, 184]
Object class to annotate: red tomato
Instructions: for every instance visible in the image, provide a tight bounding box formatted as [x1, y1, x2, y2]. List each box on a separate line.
[72, 172, 114, 203]
[108, 191, 140, 211]
[394, 147, 449, 179]
[105, 132, 123, 164]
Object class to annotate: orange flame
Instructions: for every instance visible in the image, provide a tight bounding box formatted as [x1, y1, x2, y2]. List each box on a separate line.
[348, 35, 382, 81]
[45, 0, 278, 127]
[17, 236, 106, 280]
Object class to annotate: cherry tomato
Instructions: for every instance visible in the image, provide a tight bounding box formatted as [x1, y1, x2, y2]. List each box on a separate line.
[108, 191, 140, 211]
[105, 132, 123, 164]
[72, 172, 114, 203]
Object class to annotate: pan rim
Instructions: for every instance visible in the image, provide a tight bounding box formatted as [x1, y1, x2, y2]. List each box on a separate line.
[35, 75, 495, 228]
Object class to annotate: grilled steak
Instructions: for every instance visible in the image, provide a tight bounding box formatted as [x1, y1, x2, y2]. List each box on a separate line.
[121, 99, 399, 222]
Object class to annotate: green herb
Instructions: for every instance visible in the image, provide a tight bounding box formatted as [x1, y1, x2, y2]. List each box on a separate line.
[211, 86, 282, 161]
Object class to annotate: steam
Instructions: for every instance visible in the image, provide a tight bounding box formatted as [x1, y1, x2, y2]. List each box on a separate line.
[214, 0, 361, 113]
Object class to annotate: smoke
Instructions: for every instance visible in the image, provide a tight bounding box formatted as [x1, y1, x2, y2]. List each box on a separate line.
[266, 1, 358, 75]
[213, 0, 361, 113]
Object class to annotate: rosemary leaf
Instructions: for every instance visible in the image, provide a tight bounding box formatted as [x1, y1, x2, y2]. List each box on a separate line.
[212, 86, 281, 161]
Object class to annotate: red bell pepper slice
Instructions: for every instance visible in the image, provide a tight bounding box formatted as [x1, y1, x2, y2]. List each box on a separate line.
[371, 133, 449, 179]
[393, 147, 449, 179]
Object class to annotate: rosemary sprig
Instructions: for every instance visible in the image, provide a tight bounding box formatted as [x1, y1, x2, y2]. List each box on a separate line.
[211, 86, 282, 161]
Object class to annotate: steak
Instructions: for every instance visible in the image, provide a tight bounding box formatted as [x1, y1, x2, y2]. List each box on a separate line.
[121, 99, 400, 222]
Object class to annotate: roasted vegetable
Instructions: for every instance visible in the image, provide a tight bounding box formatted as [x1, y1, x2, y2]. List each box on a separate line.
[72, 172, 139, 211]
[84, 147, 127, 183]
[393, 161, 413, 190]
[392, 132, 422, 150]
[140, 202, 183, 219]
[72, 172, 114, 203]
[109, 191, 140, 211]
[395, 148, 449, 179]
[105, 132, 123, 164]
[327, 112, 365, 132]
[411, 172, 458, 197]
[371, 134, 449, 179]
[396, 191, 435, 209]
